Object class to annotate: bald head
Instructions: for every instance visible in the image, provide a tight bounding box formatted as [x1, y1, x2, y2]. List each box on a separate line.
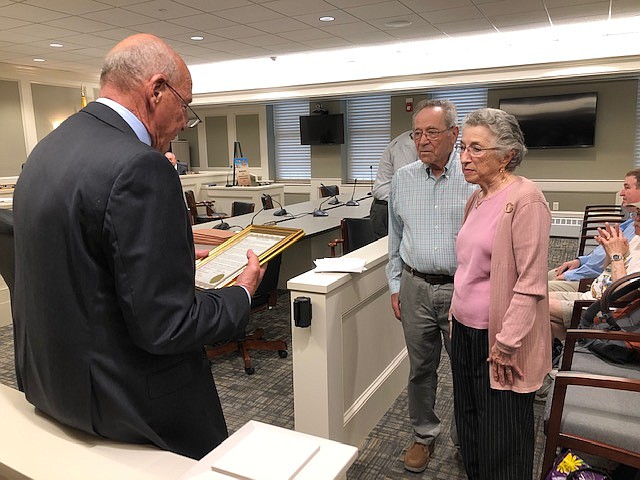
[100, 34, 185, 92]
[97, 34, 194, 153]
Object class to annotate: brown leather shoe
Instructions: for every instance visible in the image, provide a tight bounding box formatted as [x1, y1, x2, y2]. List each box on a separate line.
[403, 441, 435, 473]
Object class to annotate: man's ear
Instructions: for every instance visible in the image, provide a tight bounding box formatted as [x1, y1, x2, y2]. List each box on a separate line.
[149, 74, 166, 107]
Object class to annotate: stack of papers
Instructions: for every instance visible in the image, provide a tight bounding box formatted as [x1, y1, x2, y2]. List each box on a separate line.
[313, 258, 367, 273]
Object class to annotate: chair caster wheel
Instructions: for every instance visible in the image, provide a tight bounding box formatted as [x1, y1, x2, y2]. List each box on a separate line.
[245, 367, 255, 375]
[278, 350, 288, 358]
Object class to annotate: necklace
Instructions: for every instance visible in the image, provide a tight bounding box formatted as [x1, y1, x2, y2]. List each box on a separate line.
[475, 174, 514, 208]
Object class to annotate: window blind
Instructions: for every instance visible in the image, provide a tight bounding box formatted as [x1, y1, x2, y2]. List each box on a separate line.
[347, 95, 391, 182]
[430, 87, 489, 134]
[273, 101, 311, 181]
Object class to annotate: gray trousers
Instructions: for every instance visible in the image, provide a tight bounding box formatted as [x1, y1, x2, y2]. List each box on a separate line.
[399, 268, 454, 445]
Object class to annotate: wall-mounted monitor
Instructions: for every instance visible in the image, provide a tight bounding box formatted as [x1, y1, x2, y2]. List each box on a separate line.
[299, 114, 345, 145]
[498, 92, 598, 149]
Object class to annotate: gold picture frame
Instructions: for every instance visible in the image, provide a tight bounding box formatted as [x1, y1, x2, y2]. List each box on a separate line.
[195, 224, 304, 290]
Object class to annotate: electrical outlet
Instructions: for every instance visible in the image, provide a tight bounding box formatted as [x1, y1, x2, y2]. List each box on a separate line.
[552, 202, 559, 211]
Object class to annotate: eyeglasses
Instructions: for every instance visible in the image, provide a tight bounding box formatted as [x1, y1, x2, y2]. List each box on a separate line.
[410, 127, 452, 141]
[630, 211, 639, 219]
[165, 83, 202, 128]
[455, 142, 502, 158]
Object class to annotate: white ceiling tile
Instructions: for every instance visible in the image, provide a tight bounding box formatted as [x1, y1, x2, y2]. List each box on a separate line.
[278, 28, 334, 42]
[433, 18, 497, 35]
[420, 6, 484, 24]
[83, 7, 156, 27]
[173, 0, 252, 12]
[5, 24, 78, 40]
[0, 17, 31, 30]
[44, 16, 116, 34]
[169, 13, 237, 30]
[477, 1, 542, 17]
[300, 37, 354, 49]
[321, 21, 380, 36]
[248, 17, 311, 33]
[261, 0, 337, 16]
[325, 0, 388, 7]
[214, 4, 284, 23]
[122, 0, 203, 19]
[91, 27, 141, 41]
[489, 12, 551, 29]
[401, 0, 473, 12]
[56, 33, 116, 47]
[127, 20, 193, 37]
[342, 31, 396, 43]
[24, 0, 111, 15]
[345, 1, 414, 21]
[241, 34, 292, 46]
[0, 3, 68, 22]
[209, 24, 267, 40]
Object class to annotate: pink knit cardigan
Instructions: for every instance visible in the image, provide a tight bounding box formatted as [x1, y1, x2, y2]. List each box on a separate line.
[462, 176, 552, 393]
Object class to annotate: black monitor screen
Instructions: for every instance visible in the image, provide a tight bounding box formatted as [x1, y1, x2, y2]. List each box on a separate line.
[499, 92, 597, 149]
[299, 114, 345, 145]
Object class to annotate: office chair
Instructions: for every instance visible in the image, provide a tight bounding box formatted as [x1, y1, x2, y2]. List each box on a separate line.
[231, 201, 255, 217]
[261, 195, 274, 210]
[319, 185, 339, 198]
[184, 190, 227, 225]
[328, 217, 376, 257]
[205, 254, 287, 374]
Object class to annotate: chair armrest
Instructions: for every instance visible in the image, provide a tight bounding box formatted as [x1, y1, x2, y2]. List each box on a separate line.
[328, 238, 344, 257]
[577, 277, 596, 292]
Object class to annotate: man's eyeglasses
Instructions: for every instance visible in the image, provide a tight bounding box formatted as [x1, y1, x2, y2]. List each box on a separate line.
[165, 83, 201, 128]
[455, 142, 502, 158]
[410, 127, 452, 141]
[630, 211, 639, 219]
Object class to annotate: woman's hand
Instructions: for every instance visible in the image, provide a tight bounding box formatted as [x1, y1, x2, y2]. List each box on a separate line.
[595, 222, 629, 263]
[487, 344, 523, 386]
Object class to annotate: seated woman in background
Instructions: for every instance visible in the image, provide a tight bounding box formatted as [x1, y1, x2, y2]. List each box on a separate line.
[549, 206, 640, 340]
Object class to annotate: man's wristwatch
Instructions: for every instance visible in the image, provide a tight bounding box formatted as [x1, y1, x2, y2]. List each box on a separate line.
[611, 254, 624, 262]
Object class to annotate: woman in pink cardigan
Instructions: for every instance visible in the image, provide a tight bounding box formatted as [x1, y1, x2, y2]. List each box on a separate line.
[450, 108, 552, 480]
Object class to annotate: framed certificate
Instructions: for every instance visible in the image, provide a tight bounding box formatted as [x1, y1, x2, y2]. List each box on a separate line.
[195, 225, 304, 290]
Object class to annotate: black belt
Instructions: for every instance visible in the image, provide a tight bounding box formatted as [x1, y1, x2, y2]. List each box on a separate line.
[403, 264, 453, 284]
[373, 198, 388, 206]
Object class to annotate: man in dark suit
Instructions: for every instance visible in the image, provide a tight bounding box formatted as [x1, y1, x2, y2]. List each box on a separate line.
[12, 34, 265, 460]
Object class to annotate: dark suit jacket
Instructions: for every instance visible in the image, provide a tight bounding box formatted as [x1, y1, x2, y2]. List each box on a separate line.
[13, 102, 251, 459]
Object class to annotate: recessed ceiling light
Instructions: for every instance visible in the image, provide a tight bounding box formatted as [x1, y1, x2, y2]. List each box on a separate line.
[319, 16, 335, 22]
[49, 42, 64, 48]
[385, 20, 412, 28]
[33, 58, 45, 62]
[190, 35, 204, 41]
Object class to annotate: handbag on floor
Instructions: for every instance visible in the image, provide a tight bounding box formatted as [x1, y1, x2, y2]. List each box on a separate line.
[545, 450, 612, 480]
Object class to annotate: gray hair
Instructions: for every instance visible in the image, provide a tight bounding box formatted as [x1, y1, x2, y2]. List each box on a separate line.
[100, 36, 180, 90]
[412, 99, 458, 129]
[463, 108, 528, 171]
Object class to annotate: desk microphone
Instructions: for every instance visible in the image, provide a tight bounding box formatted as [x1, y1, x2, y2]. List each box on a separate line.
[271, 196, 288, 216]
[213, 218, 230, 230]
[345, 178, 359, 206]
[313, 196, 331, 217]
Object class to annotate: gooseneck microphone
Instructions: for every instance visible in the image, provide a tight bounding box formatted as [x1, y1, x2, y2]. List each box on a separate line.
[225, 165, 233, 187]
[369, 165, 374, 195]
[320, 183, 339, 205]
[313, 196, 331, 217]
[271, 197, 288, 216]
[345, 178, 359, 206]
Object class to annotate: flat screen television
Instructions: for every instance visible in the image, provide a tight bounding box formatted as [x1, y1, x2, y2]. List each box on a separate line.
[299, 114, 345, 145]
[498, 92, 597, 149]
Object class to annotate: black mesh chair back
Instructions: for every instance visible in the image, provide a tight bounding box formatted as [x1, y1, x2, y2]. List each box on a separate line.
[232, 201, 255, 217]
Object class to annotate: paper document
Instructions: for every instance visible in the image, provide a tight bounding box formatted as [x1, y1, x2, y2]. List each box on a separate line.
[314, 257, 367, 273]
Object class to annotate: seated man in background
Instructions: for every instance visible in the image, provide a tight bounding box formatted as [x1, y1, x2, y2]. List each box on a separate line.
[548, 169, 640, 292]
[549, 204, 640, 340]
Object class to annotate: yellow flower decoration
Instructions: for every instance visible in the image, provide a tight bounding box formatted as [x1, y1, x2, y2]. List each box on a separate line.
[556, 452, 585, 474]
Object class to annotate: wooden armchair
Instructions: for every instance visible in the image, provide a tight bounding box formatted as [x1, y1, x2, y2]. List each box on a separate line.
[577, 205, 626, 257]
[205, 254, 287, 375]
[541, 274, 640, 479]
[184, 190, 227, 225]
[328, 217, 375, 257]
